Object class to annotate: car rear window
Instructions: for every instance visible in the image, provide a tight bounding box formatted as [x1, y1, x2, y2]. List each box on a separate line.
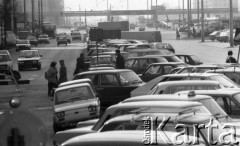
[55, 86, 94, 105]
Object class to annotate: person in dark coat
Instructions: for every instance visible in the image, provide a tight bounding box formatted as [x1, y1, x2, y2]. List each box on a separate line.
[115, 49, 125, 69]
[47, 61, 58, 96]
[73, 53, 85, 76]
[226, 50, 237, 63]
[59, 60, 68, 84]
[176, 28, 180, 40]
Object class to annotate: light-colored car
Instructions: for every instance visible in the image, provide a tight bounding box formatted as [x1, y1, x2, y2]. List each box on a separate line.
[0, 50, 13, 73]
[53, 83, 100, 133]
[54, 100, 209, 145]
[17, 50, 42, 70]
[61, 131, 207, 146]
[90, 55, 115, 68]
[16, 39, 31, 52]
[38, 34, 50, 44]
[131, 73, 240, 97]
[147, 80, 222, 95]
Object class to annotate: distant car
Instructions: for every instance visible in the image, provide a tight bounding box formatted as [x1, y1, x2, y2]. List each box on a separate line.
[71, 31, 81, 41]
[139, 62, 187, 82]
[27, 36, 38, 46]
[17, 50, 42, 70]
[138, 26, 145, 31]
[57, 36, 67, 46]
[53, 83, 100, 132]
[125, 56, 168, 74]
[38, 34, 50, 44]
[150, 42, 175, 53]
[131, 73, 240, 97]
[176, 54, 203, 65]
[0, 50, 13, 73]
[209, 31, 220, 41]
[73, 69, 144, 111]
[16, 39, 31, 52]
[148, 80, 221, 95]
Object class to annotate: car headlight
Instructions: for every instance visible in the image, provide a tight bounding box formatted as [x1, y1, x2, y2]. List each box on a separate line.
[88, 106, 97, 112]
[55, 111, 65, 118]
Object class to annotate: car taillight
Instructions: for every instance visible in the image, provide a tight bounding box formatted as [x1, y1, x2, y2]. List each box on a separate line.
[56, 111, 65, 118]
[88, 106, 97, 112]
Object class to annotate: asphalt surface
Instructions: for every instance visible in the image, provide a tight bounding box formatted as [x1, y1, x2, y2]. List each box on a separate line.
[0, 28, 238, 146]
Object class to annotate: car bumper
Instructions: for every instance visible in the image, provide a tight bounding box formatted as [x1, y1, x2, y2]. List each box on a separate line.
[18, 63, 39, 68]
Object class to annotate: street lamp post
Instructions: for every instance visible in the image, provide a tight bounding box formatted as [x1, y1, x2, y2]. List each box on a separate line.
[201, 0, 204, 42]
[230, 0, 233, 47]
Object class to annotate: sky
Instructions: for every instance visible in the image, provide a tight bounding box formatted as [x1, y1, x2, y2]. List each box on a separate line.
[64, 0, 180, 11]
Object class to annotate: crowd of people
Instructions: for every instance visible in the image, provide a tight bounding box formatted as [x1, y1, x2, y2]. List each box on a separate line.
[45, 49, 126, 97]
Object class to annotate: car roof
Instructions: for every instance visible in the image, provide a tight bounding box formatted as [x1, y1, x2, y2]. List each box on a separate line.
[125, 56, 166, 60]
[128, 49, 160, 53]
[177, 89, 240, 96]
[59, 78, 91, 87]
[146, 55, 176, 57]
[207, 67, 240, 73]
[123, 94, 212, 103]
[99, 51, 129, 55]
[76, 69, 133, 75]
[20, 50, 38, 52]
[156, 80, 220, 86]
[162, 72, 221, 77]
[149, 62, 186, 66]
[62, 131, 196, 146]
[55, 82, 91, 92]
[91, 55, 111, 58]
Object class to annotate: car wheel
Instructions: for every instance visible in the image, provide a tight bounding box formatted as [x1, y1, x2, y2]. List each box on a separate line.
[53, 121, 60, 133]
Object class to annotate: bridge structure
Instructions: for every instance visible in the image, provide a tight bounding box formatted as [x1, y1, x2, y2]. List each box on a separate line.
[60, 8, 238, 17]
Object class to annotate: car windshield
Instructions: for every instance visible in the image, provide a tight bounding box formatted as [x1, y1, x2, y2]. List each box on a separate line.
[0, 55, 8, 62]
[119, 71, 143, 85]
[165, 56, 183, 62]
[55, 86, 94, 105]
[209, 75, 239, 88]
[233, 93, 240, 105]
[190, 55, 201, 63]
[19, 51, 38, 57]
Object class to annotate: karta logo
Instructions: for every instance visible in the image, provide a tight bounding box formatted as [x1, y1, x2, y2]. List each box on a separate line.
[142, 116, 239, 145]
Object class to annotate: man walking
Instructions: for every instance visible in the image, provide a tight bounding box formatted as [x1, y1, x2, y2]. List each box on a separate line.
[59, 60, 68, 84]
[115, 50, 125, 69]
[226, 50, 237, 63]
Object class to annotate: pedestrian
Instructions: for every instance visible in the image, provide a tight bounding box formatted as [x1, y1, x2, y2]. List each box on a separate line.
[73, 53, 85, 76]
[176, 28, 180, 40]
[226, 50, 237, 63]
[59, 60, 68, 84]
[46, 61, 58, 96]
[192, 27, 196, 39]
[115, 49, 125, 69]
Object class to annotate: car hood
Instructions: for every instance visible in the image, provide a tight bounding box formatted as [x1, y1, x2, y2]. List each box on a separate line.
[54, 125, 95, 145]
[18, 57, 41, 61]
[131, 76, 163, 97]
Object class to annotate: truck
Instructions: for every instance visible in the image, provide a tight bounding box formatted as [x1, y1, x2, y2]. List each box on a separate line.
[121, 31, 162, 42]
[98, 21, 129, 31]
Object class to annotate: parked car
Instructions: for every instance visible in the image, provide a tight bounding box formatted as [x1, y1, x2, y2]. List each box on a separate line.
[207, 67, 240, 85]
[138, 26, 145, 31]
[27, 36, 38, 46]
[0, 50, 13, 73]
[98, 51, 130, 63]
[176, 89, 240, 119]
[90, 55, 115, 68]
[146, 55, 184, 63]
[54, 100, 206, 145]
[148, 80, 221, 95]
[125, 56, 168, 74]
[53, 82, 100, 132]
[57, 36, 67, 46]
[38, 34, 50, 44]
[176, 54, 203, 65]
[17, 50, 42, 70]
[71, 30, 81, 41]
[172, 64, 225, 74]
[60, 131, 206, 146]
[83, 47, 110, 62]
[149, 42, 175, 53]
[123, 43, 151, 52]
[128, 49, 173, 58]
[139, 62, 188, 82]
[209, 31, 220, 41]
[16, 39, 31, 52]
[131, 73, 240, 97]
[73, 69, 144, 111]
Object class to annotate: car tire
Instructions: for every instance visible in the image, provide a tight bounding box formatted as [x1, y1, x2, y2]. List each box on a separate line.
[53, 121, 60, 133]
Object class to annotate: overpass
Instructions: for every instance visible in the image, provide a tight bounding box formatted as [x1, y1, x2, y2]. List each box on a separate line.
[61, 8, 238, 17]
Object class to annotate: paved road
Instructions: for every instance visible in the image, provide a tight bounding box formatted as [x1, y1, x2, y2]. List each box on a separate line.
[0, 29, 238, 146]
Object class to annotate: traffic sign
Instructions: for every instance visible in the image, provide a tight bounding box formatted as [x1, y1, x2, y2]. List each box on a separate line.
[0, 110, 47, 146]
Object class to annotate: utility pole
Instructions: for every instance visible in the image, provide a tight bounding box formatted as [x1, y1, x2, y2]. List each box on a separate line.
[201, 0, 204, 42]
[41, 0, 43, 29]
[11, 0, 14, 32]
[230, 0, 233, 47]
[38, 0, 41, 34]
[197, 0, 199, 27]
[24, 0, 26, 29]
[187, 0, 190, 37]
[32, 0, 35, 34]
[79, 4, 81, 27]
[85, 9, 87, 29]
[182, 0, 184, 25]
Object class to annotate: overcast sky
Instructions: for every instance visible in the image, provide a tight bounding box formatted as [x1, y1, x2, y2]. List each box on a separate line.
[64, 0, 180, 11]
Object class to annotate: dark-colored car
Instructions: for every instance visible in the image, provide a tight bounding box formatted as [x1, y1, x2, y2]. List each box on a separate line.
[176, 54, 203, 65]
[139, 62, 188, 82]
[73, 69, 144, 111]
[209, 31, 220, 41]
[27, 36, 38, 46]
[57, 36, 67, 46]
[125, 56, 168, 74]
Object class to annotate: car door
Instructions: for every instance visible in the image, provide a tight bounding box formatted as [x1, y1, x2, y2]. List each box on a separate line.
[141, 65, 162, 82]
